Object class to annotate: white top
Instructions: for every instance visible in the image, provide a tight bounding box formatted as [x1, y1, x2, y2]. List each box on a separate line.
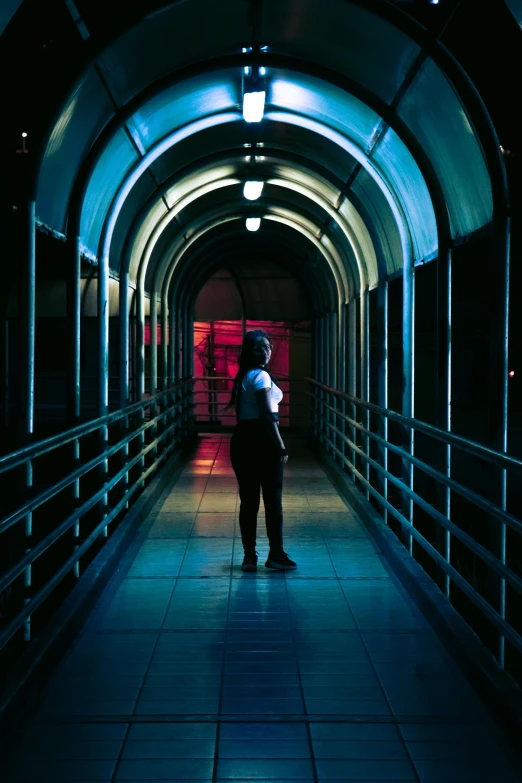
[238, 369, 283, 420]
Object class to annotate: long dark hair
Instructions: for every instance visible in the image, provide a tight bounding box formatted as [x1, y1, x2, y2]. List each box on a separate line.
[226, 329, 272, 411]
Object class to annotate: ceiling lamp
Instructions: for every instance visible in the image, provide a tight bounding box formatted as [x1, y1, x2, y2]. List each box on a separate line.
[242, 59, 266, 123]
[246, 218, 261, 232]
[243, 181, 264, 200]
[243, 90, 265, 123]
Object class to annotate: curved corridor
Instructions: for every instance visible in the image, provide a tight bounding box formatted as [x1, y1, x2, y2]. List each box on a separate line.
[3, 436, 519, 782]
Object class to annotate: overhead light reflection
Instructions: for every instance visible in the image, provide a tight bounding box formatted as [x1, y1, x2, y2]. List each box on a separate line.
[246, 217, 261, 232]
[243, 91, 265, 122]
[243, 181, 264, 200]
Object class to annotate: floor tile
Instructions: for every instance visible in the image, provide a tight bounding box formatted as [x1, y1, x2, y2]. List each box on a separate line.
[3, 435, 519, 783]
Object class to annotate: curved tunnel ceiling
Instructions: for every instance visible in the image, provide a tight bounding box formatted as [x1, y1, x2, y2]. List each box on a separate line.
[32, 0, 498, 316]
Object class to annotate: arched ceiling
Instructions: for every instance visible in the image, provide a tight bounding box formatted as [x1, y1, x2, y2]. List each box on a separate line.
[3, 0, 502, 317]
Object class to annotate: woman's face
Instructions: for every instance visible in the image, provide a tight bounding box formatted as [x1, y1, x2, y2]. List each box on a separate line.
[252, 337, 272, 367]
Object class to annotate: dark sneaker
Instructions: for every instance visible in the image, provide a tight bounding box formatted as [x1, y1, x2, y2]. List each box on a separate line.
[241, 551, 258, 572]
[265, 551, 297, 570]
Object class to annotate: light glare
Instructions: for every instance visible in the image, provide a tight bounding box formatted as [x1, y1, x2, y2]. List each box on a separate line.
[243, 181, 264, 200]
[243, 91, 265, 122]
[246, 218, 261, 232]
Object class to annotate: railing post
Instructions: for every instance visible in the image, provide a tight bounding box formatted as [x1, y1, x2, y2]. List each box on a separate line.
[347, 299, 357, 481]
[18, 200, 36, 641]
[72, 438, 81, 576]
[67, 235, 82, 572]
[361, 288, 370, 499]
[436, 245, 452, 598]
[338, 304, 347, 462]
[22, 460, 33, 641]
[97, 246, 109, 536]
[330, 311, 338, 457]
[402, 254, 415, 554]
[377, 281, 388, 524]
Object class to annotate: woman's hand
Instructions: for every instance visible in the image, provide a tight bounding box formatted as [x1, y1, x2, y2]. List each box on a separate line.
[280, 448, 289, 465]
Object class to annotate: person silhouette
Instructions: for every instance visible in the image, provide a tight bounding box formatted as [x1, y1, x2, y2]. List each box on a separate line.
[228, 330, 297, 572]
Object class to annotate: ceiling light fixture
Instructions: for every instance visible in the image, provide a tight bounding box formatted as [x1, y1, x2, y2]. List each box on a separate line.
[246, 218, 261, 232]
[243, 181, 264, 200]
[243, 90, 265, 123]
[242, 53, 267, 123]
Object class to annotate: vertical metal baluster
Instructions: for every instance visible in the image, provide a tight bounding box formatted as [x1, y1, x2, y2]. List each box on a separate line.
[20, 200, 35, 641]
[403, 253, 415, 554]
[312, 318, 319, 440]
[377, 282, 388, 524]
[318, 315, 320, 445]
[361, 288, 370, 499]
[347, 300, 357, 481]
[330, 311, 337, 458]
[67, 234, 82, 568]
[23, 460, 32, 641]
[324, 314, 331, 454]
[98, 244, 109, 535]
[498, 218, 510, 669]
[339, 304, 347, 463]
[73, 438, 81, 577]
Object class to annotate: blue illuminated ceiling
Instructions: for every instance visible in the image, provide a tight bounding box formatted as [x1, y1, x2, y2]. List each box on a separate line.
[32, 0, 495, 309]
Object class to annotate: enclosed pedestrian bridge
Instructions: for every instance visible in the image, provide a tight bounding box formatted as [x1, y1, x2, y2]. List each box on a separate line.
[1, 1, 522, 780]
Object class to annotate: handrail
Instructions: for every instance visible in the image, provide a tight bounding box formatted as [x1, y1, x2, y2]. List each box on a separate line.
[0, 379, 195, 655]
[0, 404, 176, 535]
[320, 430, 522, 658]
[307, 378, 522, 475]
[0, 424, 182, 650]
[312, 394, 522, 535]
[316, 413, 522, 598]
[0, 379, 193, 474]
[308, 379, 522, 681]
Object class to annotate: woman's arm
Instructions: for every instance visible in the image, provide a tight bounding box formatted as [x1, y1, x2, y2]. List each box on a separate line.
[255, 388, 288, 464]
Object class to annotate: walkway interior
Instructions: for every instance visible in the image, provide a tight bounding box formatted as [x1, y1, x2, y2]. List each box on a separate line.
[4, 436, 520, 782]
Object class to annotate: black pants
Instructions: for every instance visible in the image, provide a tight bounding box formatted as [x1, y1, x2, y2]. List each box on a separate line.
[230, 420, 284, 554]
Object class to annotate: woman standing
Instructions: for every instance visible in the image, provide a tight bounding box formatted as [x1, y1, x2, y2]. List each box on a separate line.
[229, 330, 297, 572]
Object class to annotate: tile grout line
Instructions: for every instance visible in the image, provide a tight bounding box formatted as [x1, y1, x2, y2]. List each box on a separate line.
[284, 570, 319, 783]
[212, 438, 232, 783]
[108, 569, 182, 783]
[337, 584, 423, 783]
[109, 444, 212, 782]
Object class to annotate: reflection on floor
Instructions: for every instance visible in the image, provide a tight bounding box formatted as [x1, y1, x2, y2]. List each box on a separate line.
[4, 436, 521, 782]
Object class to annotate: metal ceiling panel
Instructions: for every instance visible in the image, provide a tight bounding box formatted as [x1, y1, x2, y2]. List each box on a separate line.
[262, 0, 421, 104]
[80, 128, 139, 257]
[269, 73, 382, 152]
[98, 0, 249, 103]
[37, 68, 115, 232]
[127, 72, 241, 152]
[128, 200, 169, 283]
[371, 125, 437, 262]
[397, 57, 493, 238]
[110, 170, 158, 276]
[505, 0, 522, 28]
[350, 169, 403, 277]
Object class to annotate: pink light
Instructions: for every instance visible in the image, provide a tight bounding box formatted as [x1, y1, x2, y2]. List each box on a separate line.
[509, 370, 515, 377]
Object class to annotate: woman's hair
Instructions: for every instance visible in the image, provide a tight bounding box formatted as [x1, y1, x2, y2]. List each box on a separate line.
[226, 329, 272, 411]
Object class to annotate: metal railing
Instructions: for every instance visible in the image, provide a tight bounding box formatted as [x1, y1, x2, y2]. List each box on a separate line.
[191, 376, 308, 427]
[0, 380, 194, 656]
[309, 378, 522, 685]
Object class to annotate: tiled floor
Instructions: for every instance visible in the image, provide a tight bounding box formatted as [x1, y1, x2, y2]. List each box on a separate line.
[3, 435, 521, 782]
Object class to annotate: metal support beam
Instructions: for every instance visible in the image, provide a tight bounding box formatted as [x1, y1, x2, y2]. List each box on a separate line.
[361, 288, 370, 498]
[347, 299, 357, 480]
[402, 254, 415, 553]
[67, 235, 81, 427]
[119, 271, 130, 408]
[19, 201, 36, 442]
[150, 292, 158, 397]
[377, 281, 389, 524]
